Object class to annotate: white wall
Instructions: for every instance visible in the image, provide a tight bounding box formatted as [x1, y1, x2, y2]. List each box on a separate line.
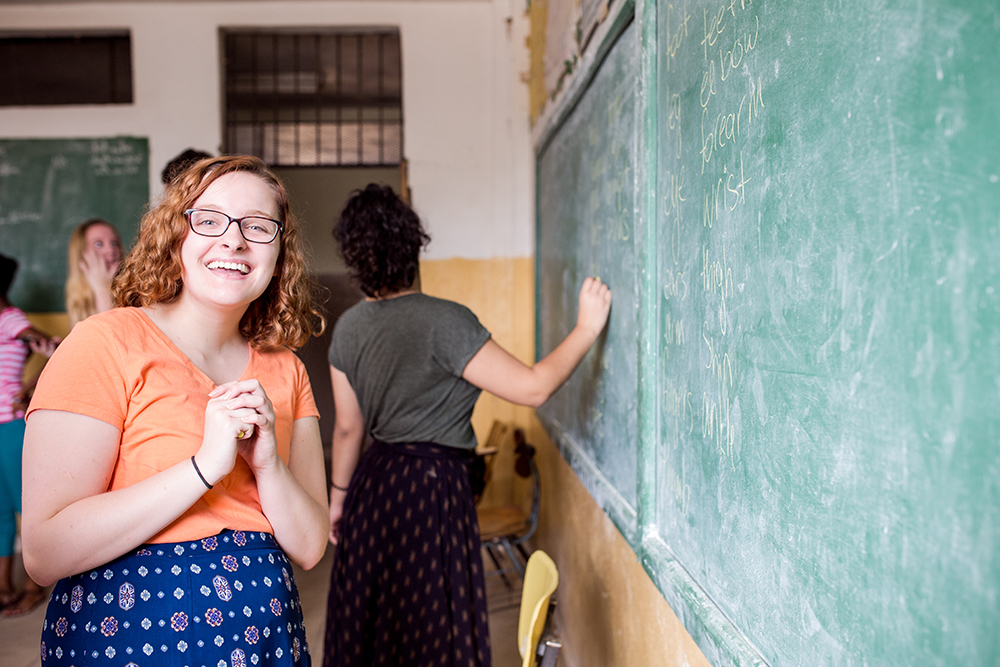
[0, 0, 534, 260]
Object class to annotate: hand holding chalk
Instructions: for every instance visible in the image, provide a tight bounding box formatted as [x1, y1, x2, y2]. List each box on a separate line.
[577, 276, 612, 338]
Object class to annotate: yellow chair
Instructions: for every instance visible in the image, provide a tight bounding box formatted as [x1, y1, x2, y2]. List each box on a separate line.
[518, 550, 562, 667]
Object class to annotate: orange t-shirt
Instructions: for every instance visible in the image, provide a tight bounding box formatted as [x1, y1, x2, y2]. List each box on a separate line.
[27, 307, 319, 543]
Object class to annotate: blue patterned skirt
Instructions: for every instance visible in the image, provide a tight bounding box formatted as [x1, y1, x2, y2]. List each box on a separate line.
[40, 530, 310, 666]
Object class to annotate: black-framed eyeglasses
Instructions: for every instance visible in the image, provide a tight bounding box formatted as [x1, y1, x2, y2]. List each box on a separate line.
[184, 208, 283, 244]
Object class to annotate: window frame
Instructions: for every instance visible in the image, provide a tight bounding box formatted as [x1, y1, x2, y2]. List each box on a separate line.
[220, 27, 404, 168]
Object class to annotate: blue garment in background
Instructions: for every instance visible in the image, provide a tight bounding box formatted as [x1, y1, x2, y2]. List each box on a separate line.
[0, 418, 26, 558]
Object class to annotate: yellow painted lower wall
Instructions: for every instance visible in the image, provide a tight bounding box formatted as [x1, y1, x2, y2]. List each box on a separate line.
[421, 257, 537, 509]
[422, 257, 713, 667]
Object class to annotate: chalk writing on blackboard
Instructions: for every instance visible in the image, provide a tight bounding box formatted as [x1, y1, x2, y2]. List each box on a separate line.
[663, 2, 693, 72]
[543, 0, 1000, 663]
[0, 209, 42, 227]
[664, 312, 687, 358]
[90, 138, 145, 176]
[537, 18, 641, 534]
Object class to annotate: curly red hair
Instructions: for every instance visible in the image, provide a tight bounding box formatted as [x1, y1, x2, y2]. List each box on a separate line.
[112, 155, 324, 350]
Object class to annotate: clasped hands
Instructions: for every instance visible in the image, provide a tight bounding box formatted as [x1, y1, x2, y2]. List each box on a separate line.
[195, 379, 279, 486]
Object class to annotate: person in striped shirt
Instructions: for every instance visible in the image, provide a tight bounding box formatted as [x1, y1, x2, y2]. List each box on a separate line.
[0, 253, 58, 616]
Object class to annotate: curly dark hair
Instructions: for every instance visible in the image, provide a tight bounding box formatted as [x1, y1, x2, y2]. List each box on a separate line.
[161, 148, 213, 186]
[334, 184, 430, 297]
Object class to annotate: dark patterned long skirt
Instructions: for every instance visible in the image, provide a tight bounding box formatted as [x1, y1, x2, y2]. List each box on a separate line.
[40, 530, 310, 666]
[322, 440, 491, 667]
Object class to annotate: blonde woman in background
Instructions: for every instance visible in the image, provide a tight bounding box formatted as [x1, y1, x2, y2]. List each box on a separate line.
[65, 219, 123, 328]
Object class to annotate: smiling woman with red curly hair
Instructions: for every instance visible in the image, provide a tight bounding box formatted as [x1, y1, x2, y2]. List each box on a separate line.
[114, 155, 319, 350]
[22, 155, 327, 666]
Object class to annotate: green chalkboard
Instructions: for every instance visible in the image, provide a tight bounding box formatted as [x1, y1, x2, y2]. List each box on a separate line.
[0, 137, 148, 312]
[537, 15, 641, 538]
[536, 0, 1000, 665]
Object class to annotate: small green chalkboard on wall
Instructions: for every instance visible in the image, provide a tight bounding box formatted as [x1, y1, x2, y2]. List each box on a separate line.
[0, 137, 149, 312]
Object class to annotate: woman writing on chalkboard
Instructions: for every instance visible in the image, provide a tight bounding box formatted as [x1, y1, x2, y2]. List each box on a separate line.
[322, 184, 611, 667]
[22, 156, 328, 665]
[65, 218, 123, 328]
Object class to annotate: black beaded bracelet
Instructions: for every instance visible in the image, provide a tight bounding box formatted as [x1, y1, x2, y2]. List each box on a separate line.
[191, 456, 213, 490]
[331, 482, 349, 492]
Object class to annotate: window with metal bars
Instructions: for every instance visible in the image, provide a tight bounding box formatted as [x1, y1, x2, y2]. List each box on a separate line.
[0, 32, 132, 106]
[222, 29, 403, 167]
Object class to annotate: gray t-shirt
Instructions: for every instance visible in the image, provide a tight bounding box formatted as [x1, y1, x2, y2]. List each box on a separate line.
[328, 293, 492, 449]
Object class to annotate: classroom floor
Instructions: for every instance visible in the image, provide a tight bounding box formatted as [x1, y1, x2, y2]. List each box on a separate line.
[0, 545, 525, 667]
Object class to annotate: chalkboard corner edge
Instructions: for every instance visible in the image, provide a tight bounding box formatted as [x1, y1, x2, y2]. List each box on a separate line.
[639, 536, 771, 667]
